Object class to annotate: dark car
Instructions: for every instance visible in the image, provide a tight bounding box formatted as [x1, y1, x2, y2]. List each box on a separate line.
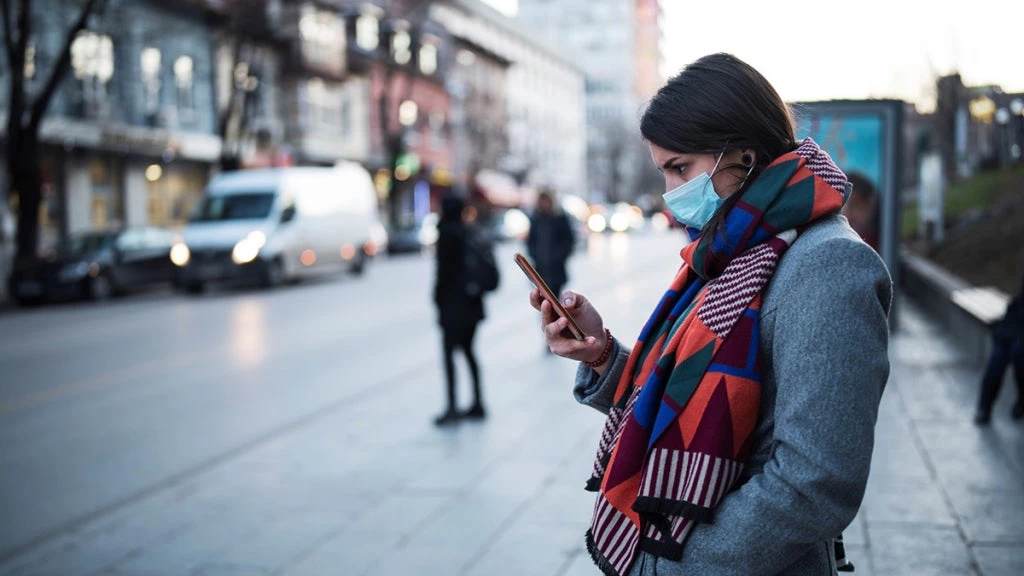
[8, 227, 176, 305]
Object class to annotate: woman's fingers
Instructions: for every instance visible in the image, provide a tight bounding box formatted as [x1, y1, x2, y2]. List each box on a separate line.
[543, 315, 568, 339]
[529, 289, 544, 311]
[539, 299, 560, 325]
[551, 333, 600, 357]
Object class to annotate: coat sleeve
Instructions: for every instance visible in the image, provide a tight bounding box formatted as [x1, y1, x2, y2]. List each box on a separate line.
[526, 216, 539, 261]
[558, 214, 576, 261]
[434, 230, 462, 304]
[657, 239, 892, 575]
[573, 338, 631, 414]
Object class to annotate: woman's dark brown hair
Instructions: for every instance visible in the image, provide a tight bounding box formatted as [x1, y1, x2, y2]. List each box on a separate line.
[640, 53, 797, 239]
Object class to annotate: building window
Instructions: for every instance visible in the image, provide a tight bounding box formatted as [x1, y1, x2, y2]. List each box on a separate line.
[140, 47, 161, 119]
[70, 31, 114, 116]
[341, 98, 352, 138]
[299, 4, 345, 75]
[356, 14, 379, 51]
[456, 48, 475, 67]
[174, 55, 194, 114]
[419, 42, 437, 76]
[391, 30, 411, 65]
[306, 77, 342, 132]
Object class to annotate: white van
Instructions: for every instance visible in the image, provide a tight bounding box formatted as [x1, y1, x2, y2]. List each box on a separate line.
[171, 164, 387, 292]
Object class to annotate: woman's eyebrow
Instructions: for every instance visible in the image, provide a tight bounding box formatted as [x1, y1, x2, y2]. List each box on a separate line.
[661, 157, 681, 170]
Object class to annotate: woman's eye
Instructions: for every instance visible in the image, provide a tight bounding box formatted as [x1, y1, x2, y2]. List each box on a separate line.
[673, 164, 687, 175]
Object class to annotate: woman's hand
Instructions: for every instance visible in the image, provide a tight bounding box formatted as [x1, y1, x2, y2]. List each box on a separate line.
[529, 289, 608, 364]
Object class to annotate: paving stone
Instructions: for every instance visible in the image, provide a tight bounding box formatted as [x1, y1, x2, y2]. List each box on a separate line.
[867, 525, 974, 576]
[973, 545, 1024, 576]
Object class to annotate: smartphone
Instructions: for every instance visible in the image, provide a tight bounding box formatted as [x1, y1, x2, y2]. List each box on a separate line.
[515, 252, 586, 341]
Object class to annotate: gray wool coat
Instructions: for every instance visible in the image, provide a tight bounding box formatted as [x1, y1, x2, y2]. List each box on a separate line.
[574, 213, 893, 576]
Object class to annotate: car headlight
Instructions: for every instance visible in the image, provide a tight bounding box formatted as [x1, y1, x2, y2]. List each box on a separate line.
[610, 212, 630, 233]
[170, 242, 191, 267]
[59, 262, 90, 281]
[231, 231, 265, 265]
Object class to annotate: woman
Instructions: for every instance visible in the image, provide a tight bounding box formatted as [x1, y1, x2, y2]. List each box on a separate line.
[434, 195, 486, 426]
[527, 190, 576, 332]
[530, 53, 892, 575]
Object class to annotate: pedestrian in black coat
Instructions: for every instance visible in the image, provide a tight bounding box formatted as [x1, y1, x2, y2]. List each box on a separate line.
[975, 273, 1024, 424]
[526, 191, 575, 304]
[433, 195, 486, 426]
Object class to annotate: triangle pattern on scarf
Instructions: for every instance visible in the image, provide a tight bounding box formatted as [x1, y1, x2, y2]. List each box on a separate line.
[685, 377, 734, 455]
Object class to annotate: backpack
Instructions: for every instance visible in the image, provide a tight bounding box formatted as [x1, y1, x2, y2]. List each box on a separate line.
[462, 230, 500, 296]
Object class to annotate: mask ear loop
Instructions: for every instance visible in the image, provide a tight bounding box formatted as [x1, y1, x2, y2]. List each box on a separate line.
[739, 162, 756, 187]
[709, 151, 725, 177]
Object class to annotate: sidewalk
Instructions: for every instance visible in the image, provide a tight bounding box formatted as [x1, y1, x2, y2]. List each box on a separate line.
[1, 298, 1022, 576]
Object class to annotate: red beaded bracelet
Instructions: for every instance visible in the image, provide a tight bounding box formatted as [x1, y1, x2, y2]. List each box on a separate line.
[583, 328, 614, 368]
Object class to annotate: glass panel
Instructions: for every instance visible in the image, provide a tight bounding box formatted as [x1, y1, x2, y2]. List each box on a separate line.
[190, 194, 275, 222]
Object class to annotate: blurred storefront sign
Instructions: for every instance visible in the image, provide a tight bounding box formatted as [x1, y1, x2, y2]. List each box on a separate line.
[38, 118, 222, 163]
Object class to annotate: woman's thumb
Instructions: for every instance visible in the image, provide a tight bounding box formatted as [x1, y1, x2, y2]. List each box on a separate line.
[562, 291, 582, 308]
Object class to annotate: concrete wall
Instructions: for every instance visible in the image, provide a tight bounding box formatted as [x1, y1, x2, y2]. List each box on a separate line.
[901, 249, 1010, 367]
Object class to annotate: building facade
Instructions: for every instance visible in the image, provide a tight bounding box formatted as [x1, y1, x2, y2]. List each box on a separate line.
[431, 0, 586, 199]
[515, 0, 663, 202]
[0, 0, 222, 249]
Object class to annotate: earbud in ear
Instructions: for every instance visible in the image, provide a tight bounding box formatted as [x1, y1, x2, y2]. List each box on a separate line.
[741, 153, 754, 167]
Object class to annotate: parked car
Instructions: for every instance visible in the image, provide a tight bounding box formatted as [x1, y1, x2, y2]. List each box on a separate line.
[171, 163, 385, 292]
[8, 227, 176, 305]
[386, 213, 438, 255]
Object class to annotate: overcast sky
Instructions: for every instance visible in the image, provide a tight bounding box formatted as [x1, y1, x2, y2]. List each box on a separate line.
[485, 0, 1024, 110]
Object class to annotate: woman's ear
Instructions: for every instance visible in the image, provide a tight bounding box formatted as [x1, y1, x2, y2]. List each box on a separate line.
[740, 149, 756, 167]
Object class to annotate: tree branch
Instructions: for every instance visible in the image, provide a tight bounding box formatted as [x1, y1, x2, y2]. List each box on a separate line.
[28, 0, 103, 130]
[218, 36, 243, 141]
[1, 0, 16, 72]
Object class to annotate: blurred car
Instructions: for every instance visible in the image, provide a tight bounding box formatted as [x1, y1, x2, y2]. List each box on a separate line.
[387, 213, 438, 255]
[8, 227, 176, 305]
[488, 208, 530, 242]
[172, 164, 384, 292]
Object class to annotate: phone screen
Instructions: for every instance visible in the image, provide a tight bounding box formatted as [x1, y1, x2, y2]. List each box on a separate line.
[515, 252, 586, 341]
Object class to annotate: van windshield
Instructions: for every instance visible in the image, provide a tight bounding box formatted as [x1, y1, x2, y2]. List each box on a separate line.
[191, 193, 275, 222]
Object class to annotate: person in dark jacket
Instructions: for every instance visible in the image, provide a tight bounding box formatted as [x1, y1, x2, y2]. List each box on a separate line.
[975, 274, 1024, 424]
[433, 195, 486, 426]
[526, 190, 575, 311]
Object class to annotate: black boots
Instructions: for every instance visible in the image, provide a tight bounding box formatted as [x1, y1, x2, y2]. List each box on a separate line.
[975, 400, 1024, 425]
[462, 403, 487, 420]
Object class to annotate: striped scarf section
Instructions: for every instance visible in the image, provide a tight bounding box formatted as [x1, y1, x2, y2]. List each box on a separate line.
[585, 139, 848, 576]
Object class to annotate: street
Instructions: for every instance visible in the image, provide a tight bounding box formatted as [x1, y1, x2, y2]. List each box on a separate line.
[0, 231, 681, 574]
[1, 230, 1022, 576]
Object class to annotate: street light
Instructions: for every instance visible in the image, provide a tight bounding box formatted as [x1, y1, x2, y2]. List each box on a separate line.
[995, 108, 1011, 125]
[1011, 99, 1024, 116]
[398, 99, 418, 126]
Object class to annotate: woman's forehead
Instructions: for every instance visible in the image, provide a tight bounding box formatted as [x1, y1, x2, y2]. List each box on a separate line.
[648, 142, 706, 162]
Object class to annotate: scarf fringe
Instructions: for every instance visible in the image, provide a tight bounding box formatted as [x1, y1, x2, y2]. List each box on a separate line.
[586, 529, 624, 576]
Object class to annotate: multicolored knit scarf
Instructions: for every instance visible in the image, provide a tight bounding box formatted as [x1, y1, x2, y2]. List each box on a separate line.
[585, 139, 848, 576]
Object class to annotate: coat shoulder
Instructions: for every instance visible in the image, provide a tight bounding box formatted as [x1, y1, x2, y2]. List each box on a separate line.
[763, 214, 890, 314]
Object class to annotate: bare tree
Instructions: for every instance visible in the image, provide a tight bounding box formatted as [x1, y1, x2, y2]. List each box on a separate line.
[216, 0, 274, 171]
[600, 120, 633, 203]
[2, 0, 105, 261]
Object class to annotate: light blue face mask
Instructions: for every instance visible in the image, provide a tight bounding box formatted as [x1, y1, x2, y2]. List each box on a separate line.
[662, 151, 726, 230]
